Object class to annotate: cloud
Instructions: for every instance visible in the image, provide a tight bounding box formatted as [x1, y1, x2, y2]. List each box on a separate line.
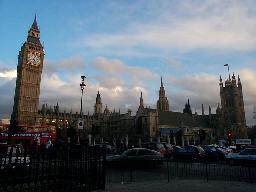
[43, 56, 86, 75]
[0, 69, 17, 79]
[77, 1, 256, 54]
[239, 68, 256, 125]
[58, 57, 85, 69]
[164, 58, 183, 69]
[39, 72, 146, 115]
[164, 69, 256, 125]
[95, 76, 124, 89]
[166, 73, 219, 113]
[0, 77, 16, 119]
[92, 56, 157, 80]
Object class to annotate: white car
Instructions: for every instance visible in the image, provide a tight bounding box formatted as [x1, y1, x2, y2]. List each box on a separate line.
[225, 148, 256, 166]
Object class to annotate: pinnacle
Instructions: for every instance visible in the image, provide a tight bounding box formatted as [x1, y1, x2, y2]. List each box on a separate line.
[31, 14, 39, 30]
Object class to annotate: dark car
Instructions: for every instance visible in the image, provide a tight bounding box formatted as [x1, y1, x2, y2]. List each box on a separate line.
[141, 142, 166, 157]
[201, 145, 225, 161]
[94, 143, 116, 155]
[226, 148, 256, 166]
[106, 148, 163, 167]
[171, 145, 206, 162]
[161, 144, 181, 158]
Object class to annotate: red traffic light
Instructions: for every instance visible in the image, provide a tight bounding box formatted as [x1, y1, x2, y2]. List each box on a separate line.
[227, 130, 232, 138]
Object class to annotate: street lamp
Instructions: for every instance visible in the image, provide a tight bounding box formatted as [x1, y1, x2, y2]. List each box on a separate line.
[77, 75, 86, 144]
[80, 75, 86, 117]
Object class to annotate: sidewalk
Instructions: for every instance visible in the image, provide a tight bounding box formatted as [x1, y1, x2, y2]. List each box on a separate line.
[98, 179, 255, 192]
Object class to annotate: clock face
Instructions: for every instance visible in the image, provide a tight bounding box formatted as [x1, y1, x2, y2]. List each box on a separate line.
[27, 52, 40, 66]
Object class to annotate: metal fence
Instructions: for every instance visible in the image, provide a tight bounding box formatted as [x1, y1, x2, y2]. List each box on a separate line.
[106, 159, 256, 184]
[0, 144, 106, 192]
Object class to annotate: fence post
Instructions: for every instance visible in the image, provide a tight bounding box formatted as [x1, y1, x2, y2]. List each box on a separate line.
[167, 159, 170, 182]
[129, 167, 133, 183]
[102, 146, 106, 190]
[248, 166, 253, 183]
[205, 160, 209, 182]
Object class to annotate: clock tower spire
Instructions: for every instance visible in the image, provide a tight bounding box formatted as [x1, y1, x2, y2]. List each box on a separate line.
[11, 16, 44, 125]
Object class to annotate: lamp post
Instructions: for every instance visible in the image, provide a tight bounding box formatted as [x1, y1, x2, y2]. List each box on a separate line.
[78, 75, 86, 144]
[80, 75, 86, 117]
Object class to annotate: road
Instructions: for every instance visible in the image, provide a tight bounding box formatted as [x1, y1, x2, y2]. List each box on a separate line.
[106, 160, 256, 184]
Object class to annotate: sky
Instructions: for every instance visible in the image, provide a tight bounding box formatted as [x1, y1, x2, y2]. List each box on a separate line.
[0, 0, 256, 125]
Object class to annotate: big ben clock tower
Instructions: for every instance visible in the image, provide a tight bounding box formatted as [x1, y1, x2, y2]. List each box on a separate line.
[11, 16, 44, 125]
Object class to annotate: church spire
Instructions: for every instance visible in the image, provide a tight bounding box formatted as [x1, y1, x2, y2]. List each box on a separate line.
[183, 98, 192, 115]
[27, 15, 41, 45]
[32, 14, 39, 31]
[157, 77, 169, 111]
[94, 90, 102, 115]
[139, 91, 144, 108]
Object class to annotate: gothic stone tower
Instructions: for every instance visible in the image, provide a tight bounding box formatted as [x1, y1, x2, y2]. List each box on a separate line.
[11, 16, 44, 125]
[94, 91, 103, 115]
[157, 77, 169, 111]
[219, 73, 247, 138]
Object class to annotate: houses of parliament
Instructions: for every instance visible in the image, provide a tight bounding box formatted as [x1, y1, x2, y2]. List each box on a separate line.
[10, 17, 247, 145]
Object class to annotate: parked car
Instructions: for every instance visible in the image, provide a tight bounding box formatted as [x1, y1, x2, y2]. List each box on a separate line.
[225, 148, 256, 166]
[106, 148, 163, 167]
[141, 142, 166, 157]
[0, 144, 30, 172]
[201, 145, 225, 161]
[171, 145, 206, 162]
[162, 144, 181, 159]
[94, 143, 116, 155]
[217, 146, 233, 154]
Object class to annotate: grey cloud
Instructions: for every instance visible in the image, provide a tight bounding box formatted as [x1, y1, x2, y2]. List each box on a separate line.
[0, 78, 15, 119]
[163, 58, 183, 69]
[92, 56, 157, 80]
[43, 57, 86, 75]
[78, 1, 256, 54]
[95, 76, 124, 89]
[164, 70, 256, 125]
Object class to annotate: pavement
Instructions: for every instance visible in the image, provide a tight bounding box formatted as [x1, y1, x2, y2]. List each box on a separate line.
[97, 179, 256, 192]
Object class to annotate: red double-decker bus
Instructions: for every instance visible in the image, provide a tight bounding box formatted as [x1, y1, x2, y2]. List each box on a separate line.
[0, 125, 56, 150]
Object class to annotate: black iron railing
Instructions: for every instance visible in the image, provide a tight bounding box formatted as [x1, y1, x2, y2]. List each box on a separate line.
[0, 144, 106, 192]
[106, 159, 256, 184]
